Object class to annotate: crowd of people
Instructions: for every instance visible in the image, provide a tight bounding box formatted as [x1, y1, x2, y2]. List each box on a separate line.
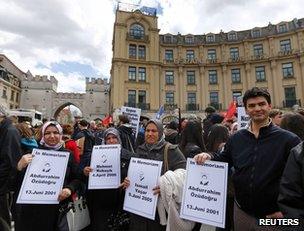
[0, 87, 304, 231]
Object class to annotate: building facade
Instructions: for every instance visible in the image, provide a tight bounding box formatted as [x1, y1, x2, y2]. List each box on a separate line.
[0, 54, 24, 111]
[110, 7, 304, 118]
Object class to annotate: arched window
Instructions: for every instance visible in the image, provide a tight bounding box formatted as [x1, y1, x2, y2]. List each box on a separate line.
[130, 23, 145, 38]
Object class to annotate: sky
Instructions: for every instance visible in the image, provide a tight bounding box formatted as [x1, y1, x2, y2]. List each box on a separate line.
[0, 0, 303, 93]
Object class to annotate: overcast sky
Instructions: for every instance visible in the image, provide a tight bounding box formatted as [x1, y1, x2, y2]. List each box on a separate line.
[0, 0, 303, 92]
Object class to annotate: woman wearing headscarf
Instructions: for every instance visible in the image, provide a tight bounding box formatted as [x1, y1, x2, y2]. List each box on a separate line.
[126, 119, 186, 231]
[82, 127, 134, 231]
[15, 121, 81, 231]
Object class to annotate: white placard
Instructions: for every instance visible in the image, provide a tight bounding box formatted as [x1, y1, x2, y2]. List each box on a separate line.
[237, 107, 250, 130]
[120, 106, 141, 137]
[17, 149, 70, 204]
[88, 145, 121, 189]
[123, 157, 162, 220]
[180, 159, 228, 228]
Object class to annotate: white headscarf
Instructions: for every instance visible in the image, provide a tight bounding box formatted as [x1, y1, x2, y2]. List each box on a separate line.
[40, 121, 63, 150]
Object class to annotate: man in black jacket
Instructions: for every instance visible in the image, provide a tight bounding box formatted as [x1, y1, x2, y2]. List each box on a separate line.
[195, 87, 301, 231]
[0, 110, 21, 227]
[117, 114, 135, 152]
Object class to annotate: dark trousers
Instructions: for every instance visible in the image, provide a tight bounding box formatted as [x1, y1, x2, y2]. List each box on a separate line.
[0, 194, 10, 228]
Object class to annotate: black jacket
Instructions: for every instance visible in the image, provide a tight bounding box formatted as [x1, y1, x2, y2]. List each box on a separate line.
[16, 145, 82, 231]
[182, 142, 202, 159]
[214, 123, 301, 217]
[118, 124, 135, 152]
[0, 118, 21, 195]
[278, 142, 304, 218]
[75, 129, 95, 171]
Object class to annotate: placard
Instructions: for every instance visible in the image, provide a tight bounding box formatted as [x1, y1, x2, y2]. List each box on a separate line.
[180, 159, 228, 228]
[88, 145, 121, 189]
[120, 106, 141, 137]
[123, 157, 162, 220]
[17, 149, 69, 204]
[237, 107, 250, 130]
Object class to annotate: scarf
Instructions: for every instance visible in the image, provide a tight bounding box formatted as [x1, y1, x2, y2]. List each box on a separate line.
[40, 121, 63, 150]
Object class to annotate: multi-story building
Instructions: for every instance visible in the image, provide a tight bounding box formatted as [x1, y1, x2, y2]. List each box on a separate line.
[0, 54, 25, 111]
[110, 5, 304, 118]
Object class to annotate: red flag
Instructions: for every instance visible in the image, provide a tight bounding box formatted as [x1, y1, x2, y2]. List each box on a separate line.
[225, 101, 237, 120]
[102, 115, 113, 127]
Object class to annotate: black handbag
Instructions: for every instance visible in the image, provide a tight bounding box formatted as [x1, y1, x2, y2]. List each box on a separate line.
[107, 210, 130, 231]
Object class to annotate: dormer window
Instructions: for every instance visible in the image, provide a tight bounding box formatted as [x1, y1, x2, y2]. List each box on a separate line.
[185, 36, 194, 44]
[164, 35, 172, 43]
[130, 23, 145, 38]
[228, 32, 237, 41]
[278, 24, 288, 33]
[252, 29, 261, 38]
[206, 34, 215, 42]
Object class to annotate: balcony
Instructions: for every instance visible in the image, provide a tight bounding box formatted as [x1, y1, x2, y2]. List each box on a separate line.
[228, 57, 243, 63]
[126, 33, 149, 42]
[278, 49, 293, 56]
[137, 103, 150, 111]
[206, 58, 218, 64]
[251, 54, 267, 60]
[283, 99, 301, 108]
[124, 102, 136, 108]
[124, 102, 150, 110]
[164, 103, 178, 111]
[186, 104, 199, 111]
[208, 103, 222, 110]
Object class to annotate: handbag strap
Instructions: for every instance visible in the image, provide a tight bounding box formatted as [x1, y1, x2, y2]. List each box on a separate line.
[163, 143, 170, 173]
[127, 135, 135, 153]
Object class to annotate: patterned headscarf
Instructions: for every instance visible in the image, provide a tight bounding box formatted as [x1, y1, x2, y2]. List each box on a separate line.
[103, 127, 122, 144]
[40, 121, 63, 150]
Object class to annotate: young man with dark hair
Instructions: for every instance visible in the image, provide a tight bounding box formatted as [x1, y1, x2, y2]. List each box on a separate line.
[195, 87, 301, 230]
[117, 114, 135, 152]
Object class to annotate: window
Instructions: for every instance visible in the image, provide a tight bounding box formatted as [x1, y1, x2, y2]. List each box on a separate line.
[210, 92, 219, 103]
[16, 92, 19, 102]
[166, 92, 174, 104]
[228, 33, 237, 40]
[165, 50, 173, 61]
[209, 70, 218, 84]
[185, 36, 194, 44]
[278, 24, 287, 33]
[253, 44, 263, 56]
[206, 35, 215, 42]
[186, 50, 195, 60]
[187, 71, 195, 85]
[280, 39, 291, 51]
[130, 24, 144, 38]
[231, 68, 241, 83]
[256, 66, 266, 82]
[187, 93, 196, 104]
[282, 63, 294, 78]
[207, 49, 216, 60]
[128, 90, 136, 106]
[230, 47, 239, 59]
[128, 66, 136, 81]
[165, 71, 174, 85]
[284, 87, 296, 107]
[138, 67, 146, 81]
[10, 91, 14, 101]
[232, 91, 242, 102]
[138, 45, 146, 59]
[252, 29, 261, 38]
[138, 90, 146, 103]
[129, 44, 136, 58]
[2, 87, 7, 99]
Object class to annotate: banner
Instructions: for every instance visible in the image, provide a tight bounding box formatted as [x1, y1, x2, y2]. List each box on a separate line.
[123, 157, 162, 220]
[88, 145, 121, 189]
[121, 106, 141, 137]
[180, 159, 228, 228]
[17, 149, 69, 204]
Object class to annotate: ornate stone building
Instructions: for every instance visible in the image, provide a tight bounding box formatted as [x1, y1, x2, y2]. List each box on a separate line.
[110, 5, 304, 118]
[0, 54, 24, 111]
